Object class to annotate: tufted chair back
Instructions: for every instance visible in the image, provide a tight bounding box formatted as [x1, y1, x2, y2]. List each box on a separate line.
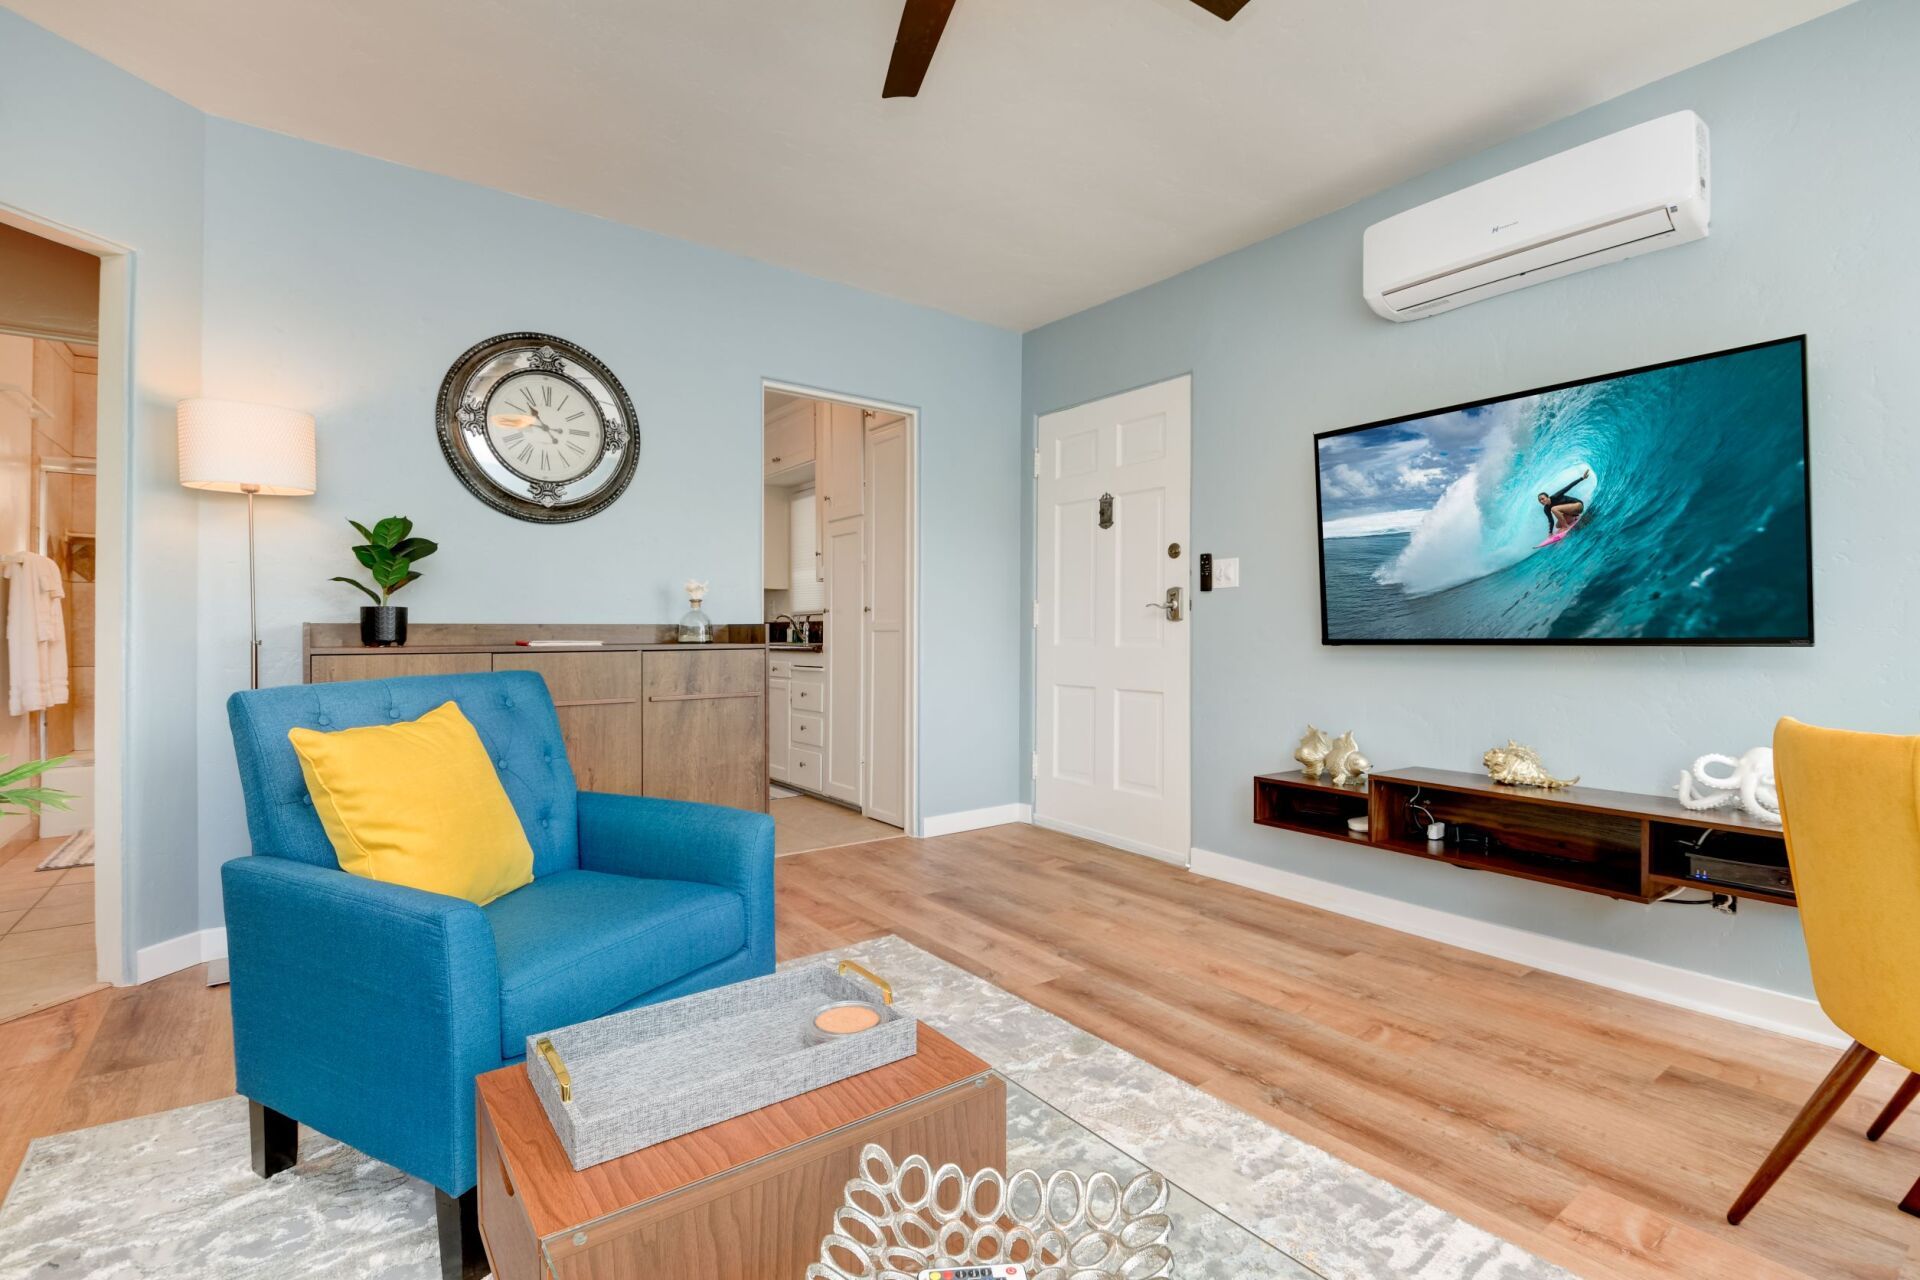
[227, 671, 580, 878]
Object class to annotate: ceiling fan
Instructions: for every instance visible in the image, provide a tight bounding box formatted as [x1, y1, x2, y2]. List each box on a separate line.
[882, 0, 1254, 98]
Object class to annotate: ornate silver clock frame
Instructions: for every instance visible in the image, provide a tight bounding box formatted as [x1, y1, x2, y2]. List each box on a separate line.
[435, 331, 640, 523]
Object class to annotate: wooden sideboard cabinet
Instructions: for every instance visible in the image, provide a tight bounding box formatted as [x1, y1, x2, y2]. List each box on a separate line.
[302, 623, 768, 812]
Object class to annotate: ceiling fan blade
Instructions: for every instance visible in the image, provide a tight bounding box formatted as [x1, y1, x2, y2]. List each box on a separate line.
[1187, 0, 1253, 17]
[883, 0, 959, 98]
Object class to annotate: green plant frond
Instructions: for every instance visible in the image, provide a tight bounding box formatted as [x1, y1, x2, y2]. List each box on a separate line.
[0, 755, 70, 788]
[348, 519, 377, 544]
[331, 576, 384, 603]
[372, 516, 412, 548]
[386, 571, 422, 596]
[393, 537, 438, 562]
[352, 544, 379, 570]
[1, 788, 71, 812]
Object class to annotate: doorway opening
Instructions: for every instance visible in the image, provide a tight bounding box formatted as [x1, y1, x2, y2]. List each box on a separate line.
[0, 207, 128, 1015]
[760, 382, 916, 857]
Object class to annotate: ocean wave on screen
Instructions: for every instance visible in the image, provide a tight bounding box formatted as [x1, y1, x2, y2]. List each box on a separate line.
[1373, 387, 1602, 596]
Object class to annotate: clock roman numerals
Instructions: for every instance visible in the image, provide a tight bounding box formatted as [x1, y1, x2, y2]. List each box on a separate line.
[446, 340, 632, 521]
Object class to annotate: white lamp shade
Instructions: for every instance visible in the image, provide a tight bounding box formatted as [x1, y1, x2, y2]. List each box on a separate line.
[177, 398, 316, 495]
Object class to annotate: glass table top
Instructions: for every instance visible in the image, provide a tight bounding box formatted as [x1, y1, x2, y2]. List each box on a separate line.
[537, 1068, 1327, 1279]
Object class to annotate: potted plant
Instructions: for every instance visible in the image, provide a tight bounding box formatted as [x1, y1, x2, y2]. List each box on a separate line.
[332, 516, 438, 646]
[0, 755, 72, 820]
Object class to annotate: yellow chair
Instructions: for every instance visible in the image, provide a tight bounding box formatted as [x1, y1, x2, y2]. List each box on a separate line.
[1728, 717, 1920, 1224]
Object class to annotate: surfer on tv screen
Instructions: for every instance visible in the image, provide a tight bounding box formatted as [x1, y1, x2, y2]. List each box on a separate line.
[1537, 468, 1591, 535]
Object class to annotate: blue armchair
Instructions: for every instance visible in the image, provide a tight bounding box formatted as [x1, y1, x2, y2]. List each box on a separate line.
[222, 671, 774, 1278]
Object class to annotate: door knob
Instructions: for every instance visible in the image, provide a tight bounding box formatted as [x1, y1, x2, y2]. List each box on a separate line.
[1144, 587, 1183, 621]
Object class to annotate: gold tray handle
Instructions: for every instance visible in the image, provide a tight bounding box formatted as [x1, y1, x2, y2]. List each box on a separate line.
[535, 1036, 573, 1103]
[838, 959, 894, 1005]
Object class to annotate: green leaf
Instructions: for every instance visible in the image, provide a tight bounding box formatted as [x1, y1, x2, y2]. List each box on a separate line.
[371, 516, 412, 549]
[0, 755, 69, 788]
[385, 571, 422, 596]
[393, 537, 438, 562]
[347, 519, 377, 545]
[352, 544, 379, 571]
[1, 787, 71, 811]
[331, 576, 383, 604]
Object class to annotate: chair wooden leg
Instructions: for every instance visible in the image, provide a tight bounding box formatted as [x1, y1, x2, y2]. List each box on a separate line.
[1867, 1072, 1920, 1141]
[248, 1100, 298, 1179]
[1901, 1174, 1920, 1218]
[435, 1188, 487, 1280]
[1729, 1040, 1879, 1225]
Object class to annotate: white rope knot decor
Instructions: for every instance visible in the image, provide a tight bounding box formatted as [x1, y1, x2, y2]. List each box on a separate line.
[806, 1143, 1174, 1280]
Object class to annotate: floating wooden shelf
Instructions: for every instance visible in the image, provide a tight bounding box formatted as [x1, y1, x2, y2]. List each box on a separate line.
[1252, 765, 1793, 907]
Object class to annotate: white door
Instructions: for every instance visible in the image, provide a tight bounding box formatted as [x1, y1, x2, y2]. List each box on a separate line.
[1035, 376, 1191, 863]
[823, 517, 865, 806]
[863, 414, 908, 828]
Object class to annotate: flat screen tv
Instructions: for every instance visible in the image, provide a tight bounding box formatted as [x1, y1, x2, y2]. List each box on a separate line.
[1315, 336, 1811, 645]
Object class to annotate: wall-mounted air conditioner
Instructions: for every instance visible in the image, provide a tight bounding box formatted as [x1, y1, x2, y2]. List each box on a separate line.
[1363, 111, 1710, 321]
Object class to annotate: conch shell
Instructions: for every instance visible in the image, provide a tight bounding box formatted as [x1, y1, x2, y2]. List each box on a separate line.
[1294, 725, 1333, 779]
[1327, 731, 1371, 788]
[1483, 741, 1579, 790]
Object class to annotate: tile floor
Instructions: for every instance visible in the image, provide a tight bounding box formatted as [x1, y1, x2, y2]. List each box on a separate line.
[0, 836, 103, 1024]
[771, 793, 902, 856]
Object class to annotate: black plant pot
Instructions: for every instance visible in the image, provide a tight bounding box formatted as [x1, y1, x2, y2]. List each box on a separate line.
[360, 605, 408, 647]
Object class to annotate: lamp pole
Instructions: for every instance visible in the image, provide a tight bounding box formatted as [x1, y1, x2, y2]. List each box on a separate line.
[245, 483, 261, 690]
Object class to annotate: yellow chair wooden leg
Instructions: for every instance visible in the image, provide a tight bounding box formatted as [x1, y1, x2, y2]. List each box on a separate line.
[1868, 1072, 1920, 1142]
[1729, 1040, 1879, 1226]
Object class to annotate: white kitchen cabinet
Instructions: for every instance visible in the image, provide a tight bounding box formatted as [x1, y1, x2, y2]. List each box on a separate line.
[819, 401, 867, 523]
[765, 399, 820, 478]
[763, 486, 791, 590]
[823, 521, 865, 806]
[767, 674, 791, 782]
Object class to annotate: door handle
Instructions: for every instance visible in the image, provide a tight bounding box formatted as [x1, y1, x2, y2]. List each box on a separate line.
[1144, 587, 1183, 622]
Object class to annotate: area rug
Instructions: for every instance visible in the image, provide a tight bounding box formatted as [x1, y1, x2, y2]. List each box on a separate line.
[0, 936, 1570, 1279]
[34, 829, 93, 872]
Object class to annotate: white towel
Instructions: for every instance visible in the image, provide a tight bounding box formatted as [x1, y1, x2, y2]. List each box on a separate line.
[2, 552, 68, 715]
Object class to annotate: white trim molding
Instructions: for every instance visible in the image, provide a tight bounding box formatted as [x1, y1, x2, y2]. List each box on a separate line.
[1190, 847, 1844, 1048]
[1033, 815, 1188, 867]
[920, 803, 1032, 838]
[134, 926, 227, 985]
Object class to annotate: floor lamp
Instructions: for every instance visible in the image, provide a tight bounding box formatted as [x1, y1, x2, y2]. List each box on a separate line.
[177, 398, 316, 985]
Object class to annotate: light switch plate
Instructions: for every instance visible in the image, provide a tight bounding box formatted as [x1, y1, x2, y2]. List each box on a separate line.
[1213, 557, 1240, 588]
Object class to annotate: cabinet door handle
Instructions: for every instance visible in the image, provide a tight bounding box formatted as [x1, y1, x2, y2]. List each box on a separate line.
[646, 692, 762, 703]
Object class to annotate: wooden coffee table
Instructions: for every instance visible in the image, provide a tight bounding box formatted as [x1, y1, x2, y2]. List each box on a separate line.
[475, 1023, 1006, 1279]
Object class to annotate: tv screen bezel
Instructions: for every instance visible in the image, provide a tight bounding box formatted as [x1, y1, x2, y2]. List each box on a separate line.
[1313, 334, 1813, 648]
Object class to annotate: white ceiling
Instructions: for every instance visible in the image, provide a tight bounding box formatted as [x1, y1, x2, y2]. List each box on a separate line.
[7, 0, 1852, 330]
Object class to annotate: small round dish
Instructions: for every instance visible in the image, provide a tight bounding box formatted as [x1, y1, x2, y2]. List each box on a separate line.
[807, 1000, 885, 1044]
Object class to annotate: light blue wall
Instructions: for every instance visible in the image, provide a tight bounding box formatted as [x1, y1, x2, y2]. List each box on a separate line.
[1022, 0, 1919, 1000]
[194, 121, 1025, 925]
[0, 11, 207, 967]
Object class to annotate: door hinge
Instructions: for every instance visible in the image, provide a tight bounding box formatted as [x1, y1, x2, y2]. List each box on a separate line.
[1031, 752, 1039, 782]
[1033, 449, 1040, 478]
[1033, 599, 1039, 629]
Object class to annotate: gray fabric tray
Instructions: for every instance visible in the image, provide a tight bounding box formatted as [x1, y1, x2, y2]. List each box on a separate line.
[525, 961, 917, 1170]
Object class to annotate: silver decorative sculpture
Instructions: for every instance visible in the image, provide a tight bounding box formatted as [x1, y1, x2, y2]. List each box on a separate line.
[1294, 725, 1333, 779]
[1676, 747, 1781, 824]
[806, 1143, 1173, 1280]
[1326, 731, 1371, 787]
[1483, 740, 1580, 790]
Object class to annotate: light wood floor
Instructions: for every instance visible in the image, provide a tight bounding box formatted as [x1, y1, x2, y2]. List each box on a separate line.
[2, 823, 1915, 1280]
[771, 792, 901, 856]
[0, 835, 105, 1024]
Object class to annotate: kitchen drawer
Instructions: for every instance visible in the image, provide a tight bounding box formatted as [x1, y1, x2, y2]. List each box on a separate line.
[790, 746, 824, 790]
[791, 678, 825, 713]
[790, 710, 823, 749]
[769, 657, 793, 679]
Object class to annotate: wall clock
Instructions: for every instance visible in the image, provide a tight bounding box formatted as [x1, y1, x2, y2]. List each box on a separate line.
[435, 332, 640, 523]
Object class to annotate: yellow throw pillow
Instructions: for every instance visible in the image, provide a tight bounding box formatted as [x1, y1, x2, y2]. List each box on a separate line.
[288, 700, 535, 906]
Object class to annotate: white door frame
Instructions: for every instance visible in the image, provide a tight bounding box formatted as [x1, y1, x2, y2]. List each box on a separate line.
[760, 379, 918, 835]
[0, 200, 134, 985]
[1031, 374, 1194, 865]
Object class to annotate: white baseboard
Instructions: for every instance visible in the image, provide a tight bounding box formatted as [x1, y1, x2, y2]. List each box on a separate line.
[134, 926, 227, 984]
[1190, 847, 1844, 1048]
[920, 803, 1032, 838]
[1033, 814, 1189, 867]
